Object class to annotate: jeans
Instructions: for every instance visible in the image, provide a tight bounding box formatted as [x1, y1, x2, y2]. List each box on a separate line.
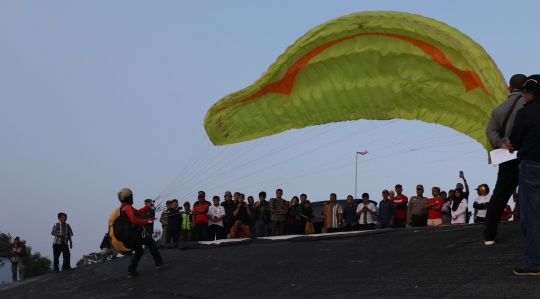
[166, 230, 180, 243]
[53, 243, 70, 271]
[255, 221, 269, 237]
[271, 220, 285, 236]
[484, 159, 519, 241]
[194, 223, 208, 241]
[519, 161, 540, 270]
[129, 233, 163, 273]
[11, 260, 24, 282]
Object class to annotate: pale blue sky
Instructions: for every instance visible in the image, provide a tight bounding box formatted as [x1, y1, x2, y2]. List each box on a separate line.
[1, 0, 537, 267]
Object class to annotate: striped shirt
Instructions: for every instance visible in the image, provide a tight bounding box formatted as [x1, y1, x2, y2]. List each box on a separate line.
[51, 222, 73, 245]
[324, 203, 343, 228]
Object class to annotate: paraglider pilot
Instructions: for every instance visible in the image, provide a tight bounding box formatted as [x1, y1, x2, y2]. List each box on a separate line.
[118, 188, 169, 278]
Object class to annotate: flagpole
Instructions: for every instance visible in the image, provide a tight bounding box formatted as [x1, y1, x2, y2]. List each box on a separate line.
[355, 152, 358, 199]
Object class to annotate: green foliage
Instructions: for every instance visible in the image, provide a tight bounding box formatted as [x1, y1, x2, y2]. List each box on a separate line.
[76, 252, 102, 267]
[0, 232, 12, 268]
[1, 231, 52, 277]
[23, 246, 52, 278]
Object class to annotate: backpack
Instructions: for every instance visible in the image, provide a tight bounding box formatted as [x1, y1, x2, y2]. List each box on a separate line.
[108, 208, 134, 255]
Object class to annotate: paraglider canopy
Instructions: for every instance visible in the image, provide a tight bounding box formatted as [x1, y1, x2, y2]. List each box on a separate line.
[204, 11, 507, 153]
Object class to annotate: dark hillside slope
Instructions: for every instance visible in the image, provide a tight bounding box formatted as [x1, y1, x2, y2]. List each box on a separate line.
[0, 222, 536, 298]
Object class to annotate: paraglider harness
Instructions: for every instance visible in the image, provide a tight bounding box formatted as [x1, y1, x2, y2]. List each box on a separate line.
[108, 206, 154, 255]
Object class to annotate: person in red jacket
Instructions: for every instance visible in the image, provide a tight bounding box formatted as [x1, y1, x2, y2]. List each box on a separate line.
[230, 219, 252, 238]
[192, 193, 210, 241]
[118, 188, 169, 278]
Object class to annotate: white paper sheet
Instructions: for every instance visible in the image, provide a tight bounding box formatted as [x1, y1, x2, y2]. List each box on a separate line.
[490, 149, 517, 166]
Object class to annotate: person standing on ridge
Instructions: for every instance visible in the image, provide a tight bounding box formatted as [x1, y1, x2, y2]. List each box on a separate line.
[192, 193, 210, 241]
[10, 236, 26, 282]
[221, 191, 235, 236]
[165, 199, 182, 243]
[392, 184, 408, 228]
[117, 188, 168, 278]
[378, 190, 396, 229]
[483, 74, 527, 245]
[407, 185, 429, 227]
[425, 187, 444, 227]
[159, 200, 172, 244]
[51, 212, 73, 273]
[356, 193, 376, 230]
[507, 75, 540, 276]
[270, 189, 288, 236]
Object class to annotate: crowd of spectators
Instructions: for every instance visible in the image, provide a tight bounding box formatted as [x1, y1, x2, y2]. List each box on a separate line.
[158, 172, 518, 242]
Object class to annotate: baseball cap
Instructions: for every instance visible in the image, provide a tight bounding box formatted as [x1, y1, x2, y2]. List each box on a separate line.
[395, 184, 402, 188]
[521, 74, 540, 91]
[13, 236, 19, 241]
[118, 188, 133, 201]
[416, 184, 424, 190]
[144, 199, 153, 203]
[224, 191, 232, 196]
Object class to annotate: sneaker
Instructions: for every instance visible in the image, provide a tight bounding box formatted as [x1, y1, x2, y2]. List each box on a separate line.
[127, 271, 141, 278]
[483, 238, 496, 245]
[155, 261, 170, 269]
[514, 267, 540, 276]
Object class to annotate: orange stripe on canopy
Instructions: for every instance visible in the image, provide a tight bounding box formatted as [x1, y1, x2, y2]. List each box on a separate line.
[239, 32, 490, 104]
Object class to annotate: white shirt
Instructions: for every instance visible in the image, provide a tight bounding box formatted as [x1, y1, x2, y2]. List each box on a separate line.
[451, 199, 468, 224]
[356, 202, 376, 224]
[207, 205, 225, 226]
[474, 195, 491, 218]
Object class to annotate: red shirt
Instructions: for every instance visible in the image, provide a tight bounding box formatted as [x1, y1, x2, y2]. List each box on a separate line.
[121, 203, 150, 226]
[193, 201, 210, 224]
[230, 225, 251, 238]
[393, 195, 408, 219]
[426, 197, 444, 219]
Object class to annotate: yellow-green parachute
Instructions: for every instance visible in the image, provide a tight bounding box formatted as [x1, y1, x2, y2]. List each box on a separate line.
[204, 11, 507, 152]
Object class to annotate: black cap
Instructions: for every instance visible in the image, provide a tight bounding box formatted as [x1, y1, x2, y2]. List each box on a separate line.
[522, 75, 540, 91]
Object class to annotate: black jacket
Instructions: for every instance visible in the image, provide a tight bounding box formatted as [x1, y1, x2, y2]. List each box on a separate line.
[166, 208, 182, 231]
[510, 97, 540, 161]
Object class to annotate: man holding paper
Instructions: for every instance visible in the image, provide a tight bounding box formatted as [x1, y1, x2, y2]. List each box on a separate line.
[483, 74, 527, 245]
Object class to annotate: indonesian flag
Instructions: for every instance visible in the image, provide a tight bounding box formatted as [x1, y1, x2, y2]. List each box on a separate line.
[357, 150, 368, 155]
